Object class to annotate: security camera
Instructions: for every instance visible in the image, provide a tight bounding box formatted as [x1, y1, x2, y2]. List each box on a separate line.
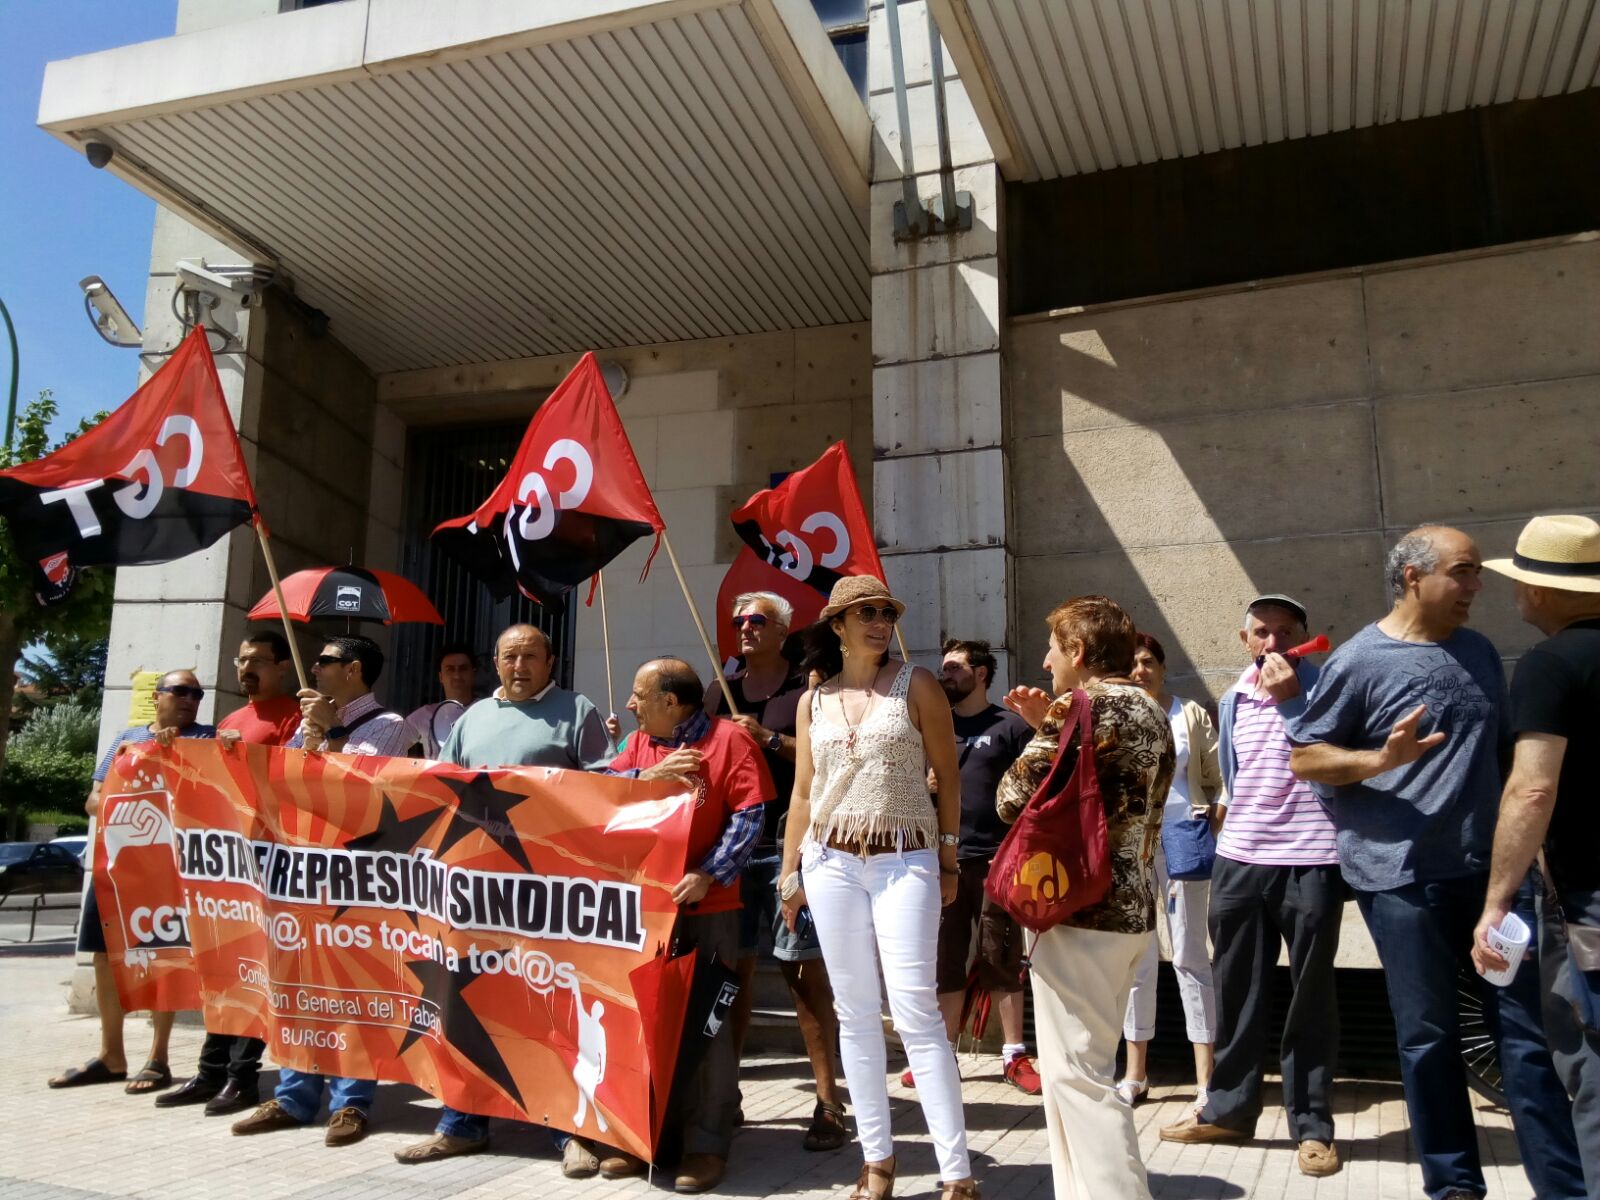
[173, 260, 275, 309]
[85, 141, 114, 169]
[80, 275, 142, 347]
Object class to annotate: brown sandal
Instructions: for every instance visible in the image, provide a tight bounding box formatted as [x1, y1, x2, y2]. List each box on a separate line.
[848, 1158, 895, 1200]
[940, 1181, 981, 1200]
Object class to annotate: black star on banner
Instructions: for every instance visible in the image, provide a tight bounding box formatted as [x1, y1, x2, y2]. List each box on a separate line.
[331, 793, 442, 923]
[399, 956, 525, 1110]
[434, 771, 534, 873]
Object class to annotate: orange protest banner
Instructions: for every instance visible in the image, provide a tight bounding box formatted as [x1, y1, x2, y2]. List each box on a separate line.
[93, 740, 697, 1159]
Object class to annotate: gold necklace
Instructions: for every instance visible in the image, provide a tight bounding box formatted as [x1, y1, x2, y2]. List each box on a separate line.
[835, 666, 883, 753]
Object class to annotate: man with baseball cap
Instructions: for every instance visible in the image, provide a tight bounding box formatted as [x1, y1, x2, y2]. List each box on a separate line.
[1475, 515, 1600, 1197]
[1161, 593, 1343, 1180]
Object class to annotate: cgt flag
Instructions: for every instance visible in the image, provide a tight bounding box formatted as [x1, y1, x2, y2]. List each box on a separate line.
[432, 353, 663, 605]
[730, 442, 883, 599]
[0, 327, 258, 604]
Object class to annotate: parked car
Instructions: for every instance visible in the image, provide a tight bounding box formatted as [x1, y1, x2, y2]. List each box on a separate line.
[0, 841, 85, 905]
[49, 835, 88, 867]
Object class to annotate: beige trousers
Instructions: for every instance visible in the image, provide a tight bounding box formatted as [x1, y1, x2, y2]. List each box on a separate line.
[1030, 922, 1155, 1200]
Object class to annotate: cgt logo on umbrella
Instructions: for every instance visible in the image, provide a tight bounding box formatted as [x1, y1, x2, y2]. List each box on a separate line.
[335, 585, 363, 613]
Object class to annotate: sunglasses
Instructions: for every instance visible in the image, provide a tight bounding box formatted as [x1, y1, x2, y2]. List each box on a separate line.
[157, 685, 205, 701]
[730, 613, 770, 630]
[314, 654, 353, 667]
[851, 604, 900, 626]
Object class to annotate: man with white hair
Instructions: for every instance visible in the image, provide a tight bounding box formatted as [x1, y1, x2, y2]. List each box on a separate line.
[1288, 525, 1583, 1200]
[1475, 515, 1600, 1198]
[706, 591, 847, 1151]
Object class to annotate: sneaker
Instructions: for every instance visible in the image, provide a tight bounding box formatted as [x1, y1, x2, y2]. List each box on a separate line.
[324, 1106, 368, 1147]
[1003, 1054, 1043, 1095]
[562, 1137, 601, 1179]
[1297, 1140, 1341, 1177]
[231, 1099, 304, 1136]
[899, 1068, 915, 1088]
[1114, 1078, 1149, 1107]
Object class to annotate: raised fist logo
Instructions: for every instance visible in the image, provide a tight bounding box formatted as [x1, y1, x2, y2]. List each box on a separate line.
[103, 793, 174, 868]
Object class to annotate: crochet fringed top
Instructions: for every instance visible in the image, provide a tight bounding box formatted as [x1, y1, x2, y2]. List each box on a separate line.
[805, 662, 938, 851]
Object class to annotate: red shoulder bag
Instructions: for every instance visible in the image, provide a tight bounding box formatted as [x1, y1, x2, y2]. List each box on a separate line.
[984, 689, 1112, 933]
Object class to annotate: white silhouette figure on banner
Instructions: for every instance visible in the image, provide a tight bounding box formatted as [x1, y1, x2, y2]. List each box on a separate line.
[568, 976, 609, 1133]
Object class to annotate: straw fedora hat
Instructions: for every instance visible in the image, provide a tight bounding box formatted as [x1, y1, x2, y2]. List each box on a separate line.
[819, 574, 907, 621]
[1484, 515, 1600, 594]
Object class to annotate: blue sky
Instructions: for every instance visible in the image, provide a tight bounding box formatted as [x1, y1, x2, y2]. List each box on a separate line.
[0, 2, 177, 440]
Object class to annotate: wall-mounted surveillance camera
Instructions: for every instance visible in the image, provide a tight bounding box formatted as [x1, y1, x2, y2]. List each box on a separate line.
[173, 259, 276, 310]
[80, 275, 142, 347]
[85, 141, 114, 169]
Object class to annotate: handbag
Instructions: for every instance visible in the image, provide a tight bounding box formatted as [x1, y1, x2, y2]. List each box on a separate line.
[984, 690, 1111, 932]
[1162, 810, 1216, 880]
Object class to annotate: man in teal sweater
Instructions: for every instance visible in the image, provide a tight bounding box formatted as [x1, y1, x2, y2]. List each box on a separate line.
[395, 622, 614, 1166]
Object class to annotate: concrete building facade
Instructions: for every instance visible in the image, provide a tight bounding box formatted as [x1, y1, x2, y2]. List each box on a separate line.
[37, 2, 1600, 997]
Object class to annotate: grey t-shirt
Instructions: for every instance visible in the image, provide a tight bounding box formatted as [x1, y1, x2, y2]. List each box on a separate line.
[439, 686, 613, 772]
[1285, 622, 1509, 892]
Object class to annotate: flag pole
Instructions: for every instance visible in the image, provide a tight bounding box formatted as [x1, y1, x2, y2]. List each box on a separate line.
[659, 530, 740, 716]
[894, 625, 911, 663]
[254, 522, 310, 691]
[597, 569, 616, 716]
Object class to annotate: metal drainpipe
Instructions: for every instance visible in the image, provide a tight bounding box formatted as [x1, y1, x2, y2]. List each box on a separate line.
[883, 0, 925, 237]
[926, 3, 959, 225]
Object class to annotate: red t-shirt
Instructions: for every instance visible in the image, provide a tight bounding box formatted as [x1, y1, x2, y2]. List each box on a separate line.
[218, 693, 302, 746]
[611, 717, 773, 914]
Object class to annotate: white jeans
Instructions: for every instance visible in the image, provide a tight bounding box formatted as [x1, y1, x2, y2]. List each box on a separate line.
[1032, 922, 1154, 1200]
[1123, 847, 1216, 1044]
[801, 841, 971, 1182]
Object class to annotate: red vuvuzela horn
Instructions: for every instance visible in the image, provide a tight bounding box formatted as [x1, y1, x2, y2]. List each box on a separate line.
[1285, 634, 1331, 659]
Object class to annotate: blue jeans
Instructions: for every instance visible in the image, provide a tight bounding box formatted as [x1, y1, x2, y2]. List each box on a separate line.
[273, 1069, 377, 1123]
[1356, 872, 1585, 1200]
[437, 1106, 489, 1139]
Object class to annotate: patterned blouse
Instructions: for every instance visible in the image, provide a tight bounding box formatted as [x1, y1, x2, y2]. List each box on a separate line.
[996, 681, 1176, 935]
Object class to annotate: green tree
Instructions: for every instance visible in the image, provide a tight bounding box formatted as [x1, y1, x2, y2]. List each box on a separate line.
[16, 631, 110, 715]
[0, 391, 115, 789]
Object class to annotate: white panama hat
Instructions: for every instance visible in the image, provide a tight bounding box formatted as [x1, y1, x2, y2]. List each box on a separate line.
[1483, 515, 1600, 594]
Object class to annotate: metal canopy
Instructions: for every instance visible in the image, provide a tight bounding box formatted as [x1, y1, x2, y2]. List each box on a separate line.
[39, 0, 871, 372]
[930, 0, 1600, 182]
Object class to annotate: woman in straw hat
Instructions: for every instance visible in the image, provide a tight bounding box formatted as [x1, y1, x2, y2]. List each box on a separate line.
[778, 575, 977, 1200]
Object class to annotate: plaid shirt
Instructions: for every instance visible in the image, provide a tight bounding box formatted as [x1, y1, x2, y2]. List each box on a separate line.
[287, 692, 414, 757]
[611, 710, 763, 886]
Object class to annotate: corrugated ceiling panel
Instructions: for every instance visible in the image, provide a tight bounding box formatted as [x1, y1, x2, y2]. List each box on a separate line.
[962, 0, 1600, 181]
[101, 6, 867, 373]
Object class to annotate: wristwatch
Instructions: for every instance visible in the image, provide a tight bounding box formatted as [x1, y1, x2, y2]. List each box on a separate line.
[938, 833, 959, 847]
[779, 871, 802, 901]
[766, 731, 783, 752]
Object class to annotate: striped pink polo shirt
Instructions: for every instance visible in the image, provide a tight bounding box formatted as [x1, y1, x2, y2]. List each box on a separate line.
[1217, 676, 1339, 867]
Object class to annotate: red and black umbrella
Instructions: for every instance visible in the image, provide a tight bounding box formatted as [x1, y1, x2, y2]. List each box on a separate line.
[247, 566, 443, 625]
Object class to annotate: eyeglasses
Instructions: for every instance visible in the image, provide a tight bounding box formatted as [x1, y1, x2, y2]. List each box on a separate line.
[232, 656, 281, 669]
[730, 613, 769, 630]
[157, 685, 205, 701]
[851, 604, 900, 626]
[313, 654, 352, 667]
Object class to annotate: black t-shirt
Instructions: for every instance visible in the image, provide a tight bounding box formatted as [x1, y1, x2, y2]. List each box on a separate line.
[714, 668, 806, 851]
[953, 703, 1035, 860]
[1509, 618, 1600, 895]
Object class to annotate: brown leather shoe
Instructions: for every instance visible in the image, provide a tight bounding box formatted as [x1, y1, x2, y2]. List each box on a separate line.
[563, 1137, 601, 1179]
[1159, 1111, 1250, 1144]
[324, 1106, 368, 1147]
[1297, 1140, 1341, 1177]
[394, 1131, 488, 1163]
[231, 1099, 304, 1136]
[599, 1150, 648, 1179]
[675, 1153, 726, 1194]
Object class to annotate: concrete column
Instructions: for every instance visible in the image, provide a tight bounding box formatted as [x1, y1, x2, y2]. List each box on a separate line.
[867, 1, 1012, 689]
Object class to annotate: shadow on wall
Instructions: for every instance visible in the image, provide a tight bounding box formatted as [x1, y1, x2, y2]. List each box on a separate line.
[1005, 239, 1600, 704]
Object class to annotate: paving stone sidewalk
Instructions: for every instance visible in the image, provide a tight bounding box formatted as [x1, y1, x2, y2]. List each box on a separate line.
[1, 954, 1535, 1200]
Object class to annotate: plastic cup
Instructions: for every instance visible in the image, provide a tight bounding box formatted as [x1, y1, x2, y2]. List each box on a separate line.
[1483, 912, 1532, 987]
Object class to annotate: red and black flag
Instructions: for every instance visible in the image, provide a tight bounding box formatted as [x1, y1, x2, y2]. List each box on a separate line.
[730, 442, 883, 599]
[432, 353, 663, 605]
[0, 327, 259, 604]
